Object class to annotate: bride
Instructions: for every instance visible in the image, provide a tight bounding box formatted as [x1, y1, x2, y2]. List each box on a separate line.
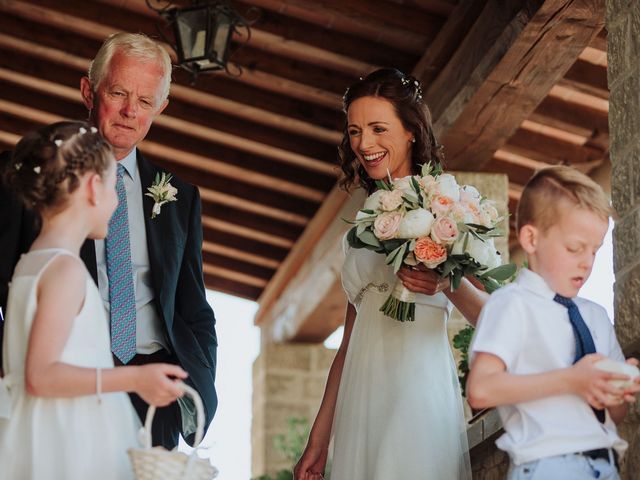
[293, 68, 488, 480]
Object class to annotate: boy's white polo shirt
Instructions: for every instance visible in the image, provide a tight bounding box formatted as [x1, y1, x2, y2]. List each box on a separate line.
[470, 268, 627, 465]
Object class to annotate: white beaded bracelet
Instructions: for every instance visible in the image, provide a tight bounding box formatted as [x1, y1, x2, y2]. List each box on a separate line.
[96, 367, 102, 404]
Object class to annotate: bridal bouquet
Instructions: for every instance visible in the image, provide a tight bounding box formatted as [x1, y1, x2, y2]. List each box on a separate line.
[346, 163, 515, 322]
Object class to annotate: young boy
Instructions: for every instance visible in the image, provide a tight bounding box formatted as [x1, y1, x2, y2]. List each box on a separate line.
[467, 166, 640, 480]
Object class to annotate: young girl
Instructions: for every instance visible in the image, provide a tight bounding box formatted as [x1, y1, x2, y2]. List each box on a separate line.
[0, 121, 187, 479]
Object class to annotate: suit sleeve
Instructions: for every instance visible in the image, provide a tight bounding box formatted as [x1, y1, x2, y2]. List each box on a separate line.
[174, 186, 217, 419]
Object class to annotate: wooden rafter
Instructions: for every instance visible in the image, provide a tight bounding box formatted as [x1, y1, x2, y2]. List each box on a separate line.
[433, 0, 605, 170]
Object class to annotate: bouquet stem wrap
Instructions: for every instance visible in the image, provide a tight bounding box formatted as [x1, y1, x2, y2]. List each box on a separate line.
[380, 279, 416, 322]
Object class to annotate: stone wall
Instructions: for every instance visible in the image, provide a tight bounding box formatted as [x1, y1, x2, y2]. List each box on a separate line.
[607, 1, 640, 477]
[252, 343, 336, 477]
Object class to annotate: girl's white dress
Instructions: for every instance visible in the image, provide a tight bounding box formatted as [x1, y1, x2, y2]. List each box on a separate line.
[330, 241, 472, 479]
[0, 249, 140, 480]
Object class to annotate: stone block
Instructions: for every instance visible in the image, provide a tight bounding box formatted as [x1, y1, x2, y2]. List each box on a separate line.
[303, 376, 327, 400]
[263, 401, 309, 433]
[606, 0, 636, 24]
[609, 76, 640, 168]
[265, 373, 303, 399]
[611, 144, 640, 218]
[262, 343, 312, 372]
[613, 266, 640, 352]
[606, 13, 634, 86]
[312, 345, 337, 372]
[613, 207, 640, 273]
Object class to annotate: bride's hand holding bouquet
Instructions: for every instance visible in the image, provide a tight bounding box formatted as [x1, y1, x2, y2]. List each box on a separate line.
[346, 162, 515, 322]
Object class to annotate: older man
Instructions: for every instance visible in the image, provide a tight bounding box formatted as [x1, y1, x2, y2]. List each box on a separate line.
[0, 33, 217, 449]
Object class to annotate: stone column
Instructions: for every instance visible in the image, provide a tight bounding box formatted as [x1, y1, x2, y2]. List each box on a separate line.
[607, 1, 640, 477]
[251, 343, 336, 478]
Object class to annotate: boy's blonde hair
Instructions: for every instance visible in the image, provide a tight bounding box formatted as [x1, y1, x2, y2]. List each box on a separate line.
[516, 165, 612, 233]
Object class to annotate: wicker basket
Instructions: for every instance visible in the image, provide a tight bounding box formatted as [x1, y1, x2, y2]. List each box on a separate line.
[128, 383, 218, 480]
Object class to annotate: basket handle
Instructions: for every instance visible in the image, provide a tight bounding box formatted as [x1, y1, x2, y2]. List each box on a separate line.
[142, 382, 206, 449]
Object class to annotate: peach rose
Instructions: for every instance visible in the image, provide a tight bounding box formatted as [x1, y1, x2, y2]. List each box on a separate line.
[430, 195, 455, 217]
[430, 216, 459, 245]
[414, 236, 447, 269]
[373, 211, 403, 240]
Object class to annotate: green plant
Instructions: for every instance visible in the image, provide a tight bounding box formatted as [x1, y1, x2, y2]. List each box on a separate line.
[253, 417, 312, 480]
[452, 324, 475, 397]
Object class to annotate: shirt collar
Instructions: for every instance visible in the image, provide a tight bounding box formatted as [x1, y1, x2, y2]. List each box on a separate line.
[516, 268, 558, 300]
[118, 148, 137, 181]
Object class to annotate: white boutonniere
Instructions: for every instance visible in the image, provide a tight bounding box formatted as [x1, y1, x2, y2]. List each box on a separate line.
[146, 172, 178, 219]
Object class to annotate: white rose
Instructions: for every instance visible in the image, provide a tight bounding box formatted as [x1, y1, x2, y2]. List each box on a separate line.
[397, 208, 434, 239]
[434, 174, 460, 201]
[452, 235, 493, 266]
[460, 185, 481, 205]
[485, 246, 502, 269]
[479, 201, 500, 227]
[363, 190, 384, 212]
[379, 189, 404, 211]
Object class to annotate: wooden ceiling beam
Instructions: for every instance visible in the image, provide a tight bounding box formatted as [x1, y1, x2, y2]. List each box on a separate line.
[245, 29, 378, 77]
[0, 69, 333, 195]
[203, 273, 262, 301]
[203, 264, 268, 289]
[431, 0, 605, 170]
[0, 34, 342, 150]
[412, 0, 486, 86]
[506, 128, 605, 166]
[202, 217, 294, 250]
[169, 84, 342, 145]
[529, 95, 608, 139]
[140, 141, 325, 202]
[549, 84, 608, 112]
[409, 0, 457, 16]
[96, 0, 378, 76]
[202, 241, 280, 270]
[0, 0, 123, 46]
[199, 187, 308, 227]
[245, 0, 430, 54]
[227, 64, 343, 110]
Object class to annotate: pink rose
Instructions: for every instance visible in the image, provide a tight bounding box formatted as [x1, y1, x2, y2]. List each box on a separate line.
[414, 236, 447, 269]
[430, 195, 455, 217]
[379, 189, 404, 211]
[430, 216, 459, 245]
[373, 211, 403, 240]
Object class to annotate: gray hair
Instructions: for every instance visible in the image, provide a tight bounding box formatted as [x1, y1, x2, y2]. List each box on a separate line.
[88, 32, 172, 104]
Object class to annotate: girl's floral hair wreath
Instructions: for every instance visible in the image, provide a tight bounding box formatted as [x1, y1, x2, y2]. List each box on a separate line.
[345, 162, 516, 322]
[146, 172, 177, 219]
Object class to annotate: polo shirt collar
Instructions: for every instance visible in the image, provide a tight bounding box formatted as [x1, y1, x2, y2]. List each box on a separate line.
[516, 268, 557, 300]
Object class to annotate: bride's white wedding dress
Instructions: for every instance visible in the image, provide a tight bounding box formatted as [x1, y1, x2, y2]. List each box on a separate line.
[330, 240, 471, 479]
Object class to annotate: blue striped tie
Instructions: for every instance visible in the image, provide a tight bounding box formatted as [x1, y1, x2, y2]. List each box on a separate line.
[106, 163, 137, 364]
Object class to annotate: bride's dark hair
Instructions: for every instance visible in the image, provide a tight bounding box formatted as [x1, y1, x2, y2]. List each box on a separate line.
[338, 68, 444, 193]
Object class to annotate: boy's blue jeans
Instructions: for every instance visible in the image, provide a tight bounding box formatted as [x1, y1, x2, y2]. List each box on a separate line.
[508, 451, 620, 480]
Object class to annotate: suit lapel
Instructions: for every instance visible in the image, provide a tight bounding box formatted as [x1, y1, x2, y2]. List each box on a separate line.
[137, 152, 165, 303]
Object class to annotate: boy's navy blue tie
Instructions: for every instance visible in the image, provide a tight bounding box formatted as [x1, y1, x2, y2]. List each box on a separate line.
[554, 294, 605, 423]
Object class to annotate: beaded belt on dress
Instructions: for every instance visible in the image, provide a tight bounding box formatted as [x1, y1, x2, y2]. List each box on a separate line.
[354, 282, 389, 306]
